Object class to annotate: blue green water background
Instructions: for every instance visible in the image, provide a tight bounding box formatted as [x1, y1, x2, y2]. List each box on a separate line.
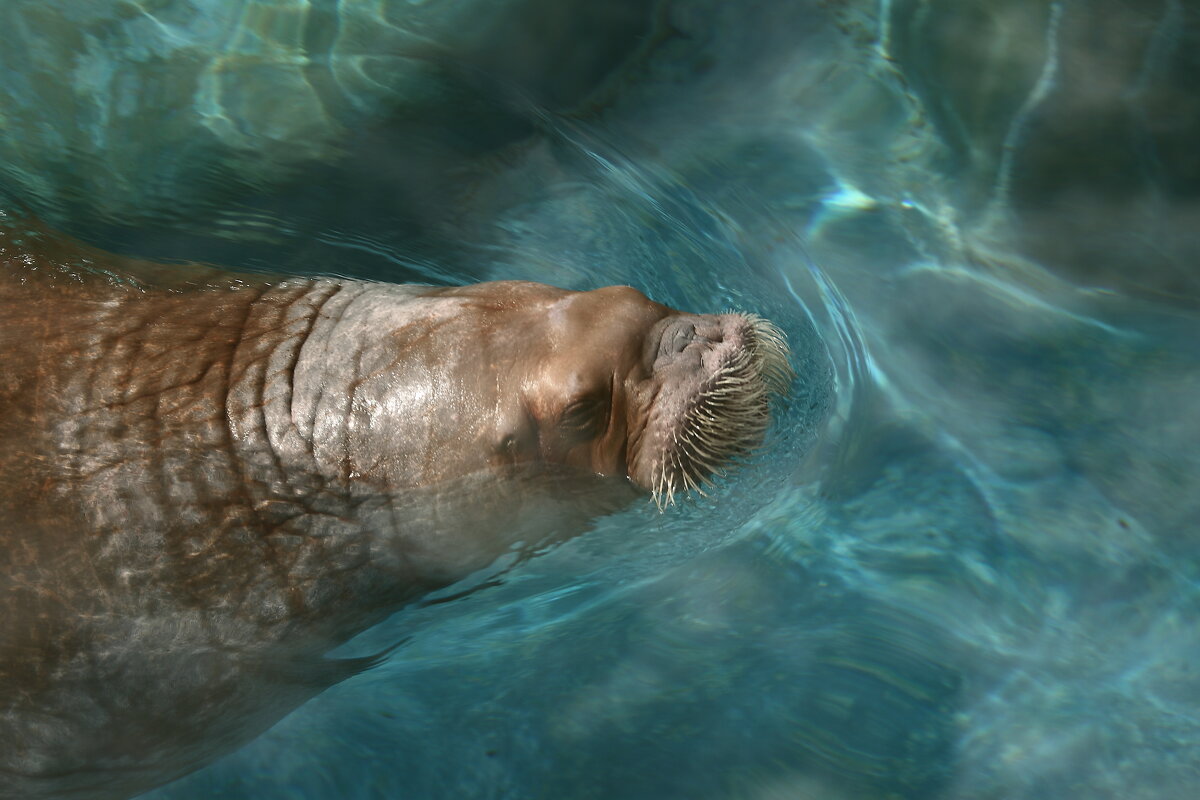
[3, 1, 1199, 797]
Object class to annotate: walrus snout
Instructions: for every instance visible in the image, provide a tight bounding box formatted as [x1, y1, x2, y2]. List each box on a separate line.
[633, 312, 792, 507]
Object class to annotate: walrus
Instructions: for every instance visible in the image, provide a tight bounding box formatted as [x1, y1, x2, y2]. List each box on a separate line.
[0, 221, 790, 799]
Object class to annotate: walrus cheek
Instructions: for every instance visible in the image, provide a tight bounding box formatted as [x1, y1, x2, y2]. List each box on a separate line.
[492, 424, 537, 467]
[559, 436, 621, 478]
[625, 402, 675, 491]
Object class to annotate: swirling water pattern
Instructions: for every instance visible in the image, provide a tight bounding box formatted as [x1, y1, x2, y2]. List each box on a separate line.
[1, 0, 1198, 798]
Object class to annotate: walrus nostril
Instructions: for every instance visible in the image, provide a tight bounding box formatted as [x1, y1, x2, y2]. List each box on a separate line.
[660, 319, 719, 360]
[656, 318, 730, 366]
[671, 323, 695, 354]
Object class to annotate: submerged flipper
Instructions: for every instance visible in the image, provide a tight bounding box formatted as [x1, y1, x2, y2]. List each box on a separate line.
[252, 636, 412, 689]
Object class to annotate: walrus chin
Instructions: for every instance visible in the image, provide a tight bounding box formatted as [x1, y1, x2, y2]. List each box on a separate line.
[631, 312, 793, 509]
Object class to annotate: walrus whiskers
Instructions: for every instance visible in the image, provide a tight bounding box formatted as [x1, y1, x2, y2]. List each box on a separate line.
[650, 313, 792, 509]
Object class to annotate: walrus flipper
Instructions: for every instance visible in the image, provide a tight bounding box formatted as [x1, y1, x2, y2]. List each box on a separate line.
[263, 637, 413, 689]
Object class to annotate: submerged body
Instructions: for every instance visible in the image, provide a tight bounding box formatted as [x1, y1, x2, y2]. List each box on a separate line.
[0, 227, 789, 799]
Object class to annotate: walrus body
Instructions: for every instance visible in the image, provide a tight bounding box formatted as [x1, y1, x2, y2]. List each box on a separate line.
[0, 226, 789, 799]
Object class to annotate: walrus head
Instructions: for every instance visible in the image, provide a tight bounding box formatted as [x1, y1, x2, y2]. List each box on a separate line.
[310, 281, 792, 508]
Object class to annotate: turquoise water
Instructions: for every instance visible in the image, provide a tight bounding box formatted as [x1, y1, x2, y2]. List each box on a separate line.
[3, 1, 1199, 798]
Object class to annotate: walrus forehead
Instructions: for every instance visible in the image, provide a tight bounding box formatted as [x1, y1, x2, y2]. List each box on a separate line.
[542, 287, 672, 353]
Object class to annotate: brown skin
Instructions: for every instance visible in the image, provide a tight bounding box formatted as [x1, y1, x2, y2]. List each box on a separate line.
[337, 280, 667, 488]
[0, 226, 779, 799]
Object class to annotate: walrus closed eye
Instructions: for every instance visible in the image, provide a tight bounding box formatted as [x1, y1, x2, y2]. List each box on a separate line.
[0, 225, 790, 800]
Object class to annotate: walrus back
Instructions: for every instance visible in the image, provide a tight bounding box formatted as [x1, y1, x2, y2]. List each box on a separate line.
[0, 239, 374, 796]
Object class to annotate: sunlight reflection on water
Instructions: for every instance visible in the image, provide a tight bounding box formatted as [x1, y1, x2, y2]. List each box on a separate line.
[0, 0, 1197, 798]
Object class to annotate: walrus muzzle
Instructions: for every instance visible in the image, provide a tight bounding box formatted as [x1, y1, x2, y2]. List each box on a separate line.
[635, 312, 792, 507]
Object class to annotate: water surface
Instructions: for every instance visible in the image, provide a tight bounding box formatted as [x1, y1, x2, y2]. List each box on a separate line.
[2, 1, 1198, 798]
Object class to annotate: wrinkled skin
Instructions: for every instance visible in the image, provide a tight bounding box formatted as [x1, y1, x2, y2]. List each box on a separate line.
[0, 227, 779, 799]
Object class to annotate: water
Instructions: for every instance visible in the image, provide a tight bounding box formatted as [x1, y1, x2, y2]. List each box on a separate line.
[3, 0, 1199, 798]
